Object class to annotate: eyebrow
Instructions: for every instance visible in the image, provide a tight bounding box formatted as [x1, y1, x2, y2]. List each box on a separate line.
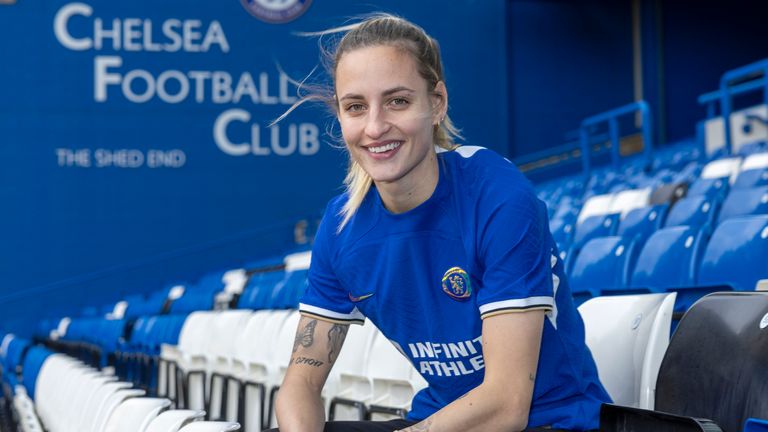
[338, 86, 416, 102]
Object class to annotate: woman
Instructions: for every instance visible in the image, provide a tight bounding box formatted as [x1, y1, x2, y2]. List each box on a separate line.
[271, 14, 610, 432]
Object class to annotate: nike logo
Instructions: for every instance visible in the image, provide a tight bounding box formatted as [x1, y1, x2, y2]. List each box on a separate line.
[348, 292, 374, 302]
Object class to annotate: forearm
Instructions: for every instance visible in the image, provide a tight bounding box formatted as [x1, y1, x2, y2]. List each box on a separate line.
[399, 381, 529, 432]
[275, 377, 326, 432]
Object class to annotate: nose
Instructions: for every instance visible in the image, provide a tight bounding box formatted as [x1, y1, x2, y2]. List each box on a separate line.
[364, 107, 391, 139]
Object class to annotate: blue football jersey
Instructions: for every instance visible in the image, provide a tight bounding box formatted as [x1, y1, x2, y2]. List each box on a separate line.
[300, 146, 610, 430]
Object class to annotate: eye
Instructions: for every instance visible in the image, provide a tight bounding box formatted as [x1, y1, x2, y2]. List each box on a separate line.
[344, 103, 366, 114]
[388, 97, 410, 109]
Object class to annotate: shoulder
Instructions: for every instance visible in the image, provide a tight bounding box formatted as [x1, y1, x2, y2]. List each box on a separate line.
[441, 145, 538, 208]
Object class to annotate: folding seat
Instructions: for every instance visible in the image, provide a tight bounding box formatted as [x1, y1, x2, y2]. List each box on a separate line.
[568, 236, 639, 304]
[630, 225, 710, 312]
[205, 310, 252, 421]
[550, 214, 576, 249]
[734, 167, 768, 189]
[740, 151, 768, 171]
[698, 215, 768, 292]
[170, 312, 216, 411]
[649, 182, 688, 207]
[145, 409, 205, 432]
[745, 418, 768, 432]
[259, 310, 302, 429]
[578, 293, 676, 409]
[20, 346, 51, 401]
[664, 195, 719, 228]
[177, 421, 240, 431]
[686, 176, 730, 200]
[608, 188, 652, 219]
[600, 292, 768, 432]
[577, 193, 615, 224]
[572, 213, 620, 247]
[82, 380, 135, 432]
[717, 186, 768, 223]
[229, 310, 293, 432]
[103, 397, 171, 432]
[368, 332, 427, 420]
[236, 269, 287, 310]
[91, 387, 147, 432]
[617, 204, 668, 247]
[327, 320, 379, 421]
[699, 156, 742, 184]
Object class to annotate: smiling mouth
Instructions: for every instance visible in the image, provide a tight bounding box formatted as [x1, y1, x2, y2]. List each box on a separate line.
[367, 141, 402, 154]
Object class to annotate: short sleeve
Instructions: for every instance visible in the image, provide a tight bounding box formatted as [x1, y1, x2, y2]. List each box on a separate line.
[475, 184, 555, 319]
[299, 200, 365, 325]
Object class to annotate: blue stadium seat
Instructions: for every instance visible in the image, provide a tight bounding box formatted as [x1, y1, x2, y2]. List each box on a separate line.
[21, 346, 52, 400]
[573, 213, 620, 246]
[268, 269, 309, 309]
[664, 195, 719, 228]
[698, 215, 768, 291]
[617, 204, 668, 247]
[569, 236, 639, 304]
[734, 167, 768, 189]
[717, 186, 768, 223]
[631, 226, 709, 291]
[238, 269, 287, 309]
[550, 213, 576, 248]
[686, 176, 730, 200]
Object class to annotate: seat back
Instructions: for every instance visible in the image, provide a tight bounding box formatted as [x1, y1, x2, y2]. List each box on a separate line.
[698, 215, 768, 291]
[700, 157, 742, 183]
[569, 236, 639, 301]
[631, 226, 709, 291]
[717, 186, 768, 223]
[734, 167, 768, 189]
[579, 293, 676, 409]
[104, 397, 172, 432]
[686, 177, 730, 200]
[655, 292, 768, 432]
[573, 213, 620, 246]
[664, 196, 719, 228]
[145, 409, 205, 432]
[617, 204, 668, 246]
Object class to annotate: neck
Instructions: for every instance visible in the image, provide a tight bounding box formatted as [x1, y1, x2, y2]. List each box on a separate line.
[376, 153, 439, 214]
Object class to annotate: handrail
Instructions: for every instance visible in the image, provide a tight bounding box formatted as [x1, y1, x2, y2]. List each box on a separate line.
[698, 77, 766, 117]
[579, 101, 653, 181]
[719, 58, 768, 153]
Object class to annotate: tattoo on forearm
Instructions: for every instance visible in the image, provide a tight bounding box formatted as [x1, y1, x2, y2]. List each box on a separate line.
[293, 319, 317, 352]
[529, 372, 536, 382]
[327, 324, 348, 363]
[290, 356, 324, 367]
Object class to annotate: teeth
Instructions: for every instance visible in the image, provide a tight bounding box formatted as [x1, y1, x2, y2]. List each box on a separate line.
[367, 141, 401, 153]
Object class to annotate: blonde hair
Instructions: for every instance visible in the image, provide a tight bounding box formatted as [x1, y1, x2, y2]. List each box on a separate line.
[282, 14, 462, 232]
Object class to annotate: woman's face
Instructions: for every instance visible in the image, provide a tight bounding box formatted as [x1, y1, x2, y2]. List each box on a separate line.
[335, 44, 444, 188]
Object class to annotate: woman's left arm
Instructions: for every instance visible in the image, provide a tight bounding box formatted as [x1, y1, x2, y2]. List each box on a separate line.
[398, 309, 545, 432]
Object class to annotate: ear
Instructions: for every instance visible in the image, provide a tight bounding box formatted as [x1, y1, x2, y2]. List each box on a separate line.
[431, 81, 448, 125]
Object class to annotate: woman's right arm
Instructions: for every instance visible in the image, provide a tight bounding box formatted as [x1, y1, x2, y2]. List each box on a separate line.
[275, 315, 349, 432]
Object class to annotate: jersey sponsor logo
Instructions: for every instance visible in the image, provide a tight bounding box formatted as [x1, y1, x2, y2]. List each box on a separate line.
[240, 0, 313, 24]
[442, 267, 472, 301]
[348, 292, 374, 302]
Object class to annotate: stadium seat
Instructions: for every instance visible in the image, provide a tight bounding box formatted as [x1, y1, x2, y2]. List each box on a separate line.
[567, 236, 639, 304]
[600, 292, 768, 432]
[686, 176, 730, 200]
[577, 193, 615, 224]
[177, 421, 241, 431]
[206, 311, 253, 421]
[630, 226, 708, 290]
[649, 182, 688, 206]
[698, 215, 768, 291]
[327, 320, 379, 421]
[578, 293, 676, 409]
[573, 213, 620, 247]
[368, 331, 427, 420]
[103, 397, 171, 432]
[745, 418, 768, 432]
[741, 151, 768, 171]
[717, 186, 768, 223]
[664, 195, 719, 228]
[609, 188, 652, 218]
[145, 409, 205, 432]
[263, 310, 302, 428]
[700, 156, 742, 184]
[734, 167, 768, 189]
[617, 204, 668, 247]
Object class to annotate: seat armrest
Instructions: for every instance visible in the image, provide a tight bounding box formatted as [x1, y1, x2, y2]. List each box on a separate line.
[600, 403, 723, 432]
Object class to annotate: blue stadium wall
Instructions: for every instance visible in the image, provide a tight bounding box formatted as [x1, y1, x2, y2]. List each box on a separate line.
[2, 0, 768, 335]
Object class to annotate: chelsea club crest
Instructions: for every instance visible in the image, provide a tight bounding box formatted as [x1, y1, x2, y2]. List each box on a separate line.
[442, 267, 472, 301]
[240, 0, 313, 24]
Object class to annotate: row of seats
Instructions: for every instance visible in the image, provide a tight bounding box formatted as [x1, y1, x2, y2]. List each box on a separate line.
[569, 214, 768, 309]
[158, 309, 426, 431]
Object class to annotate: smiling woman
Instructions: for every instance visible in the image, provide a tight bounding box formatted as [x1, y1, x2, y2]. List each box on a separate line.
[269, 14, 610, 432]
